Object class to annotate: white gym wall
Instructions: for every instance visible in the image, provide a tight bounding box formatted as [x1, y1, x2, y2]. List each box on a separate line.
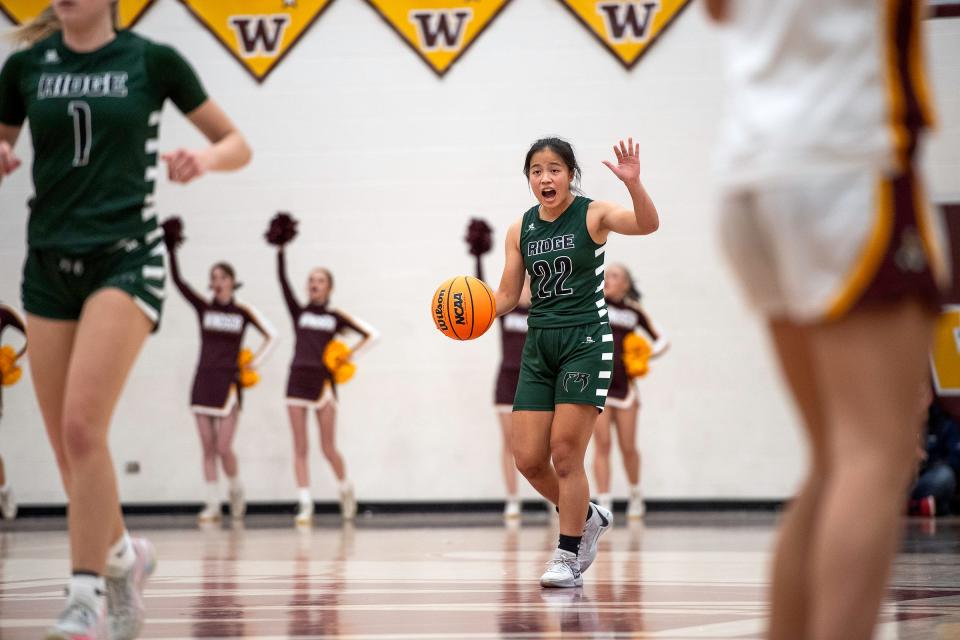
[1, 0, 958, 505]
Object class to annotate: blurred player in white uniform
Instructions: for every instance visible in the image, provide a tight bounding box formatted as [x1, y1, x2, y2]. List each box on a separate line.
[708, 1, 948, 638]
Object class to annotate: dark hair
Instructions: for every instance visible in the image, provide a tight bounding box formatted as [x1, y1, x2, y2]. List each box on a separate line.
[523, 137, 582, 191]
[611, 263, 642, 303]
[210, 262, 243, 290]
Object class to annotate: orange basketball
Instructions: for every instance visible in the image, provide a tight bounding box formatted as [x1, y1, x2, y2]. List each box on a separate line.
[431, 276, 497, 340]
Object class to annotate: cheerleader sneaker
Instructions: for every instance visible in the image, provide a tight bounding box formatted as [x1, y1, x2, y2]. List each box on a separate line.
[627, 489, 646, 519]
[295, 501, 314, 526]
[0, 485, 16, 520]
[339, 484, 357, 520]
[597, 493, 613, 515]
[539, 549, 582, 588]
[503, 498, 521, 519]
[229, 487, 246, 520]
[197, 504, 221, 524]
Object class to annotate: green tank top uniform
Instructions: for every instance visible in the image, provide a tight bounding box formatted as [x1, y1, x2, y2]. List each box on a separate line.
[520, 196, 608, 328]
[0, 30, 207, 252]
[512, 195, 614, 412]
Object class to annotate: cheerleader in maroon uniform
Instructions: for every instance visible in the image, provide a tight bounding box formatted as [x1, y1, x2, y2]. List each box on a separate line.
[594, 264, 668, 518]
[467, 219, 531, 519]
[163, 218, 277, 523]
[266, 214, 378, 524]
[0, 301, 26, 520]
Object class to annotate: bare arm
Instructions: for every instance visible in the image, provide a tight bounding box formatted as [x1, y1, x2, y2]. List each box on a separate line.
[165, 245, 208, 313]
[627, 299, 670, 357]
[244, 304, 278, 369]
[161, 100, 252, 184]
[493, 220, 525, 317]
[337, 312, 380, 360]
[0, 124, 22, 189]
[277, 248, 301, 318]
[589, 138, 659, 243]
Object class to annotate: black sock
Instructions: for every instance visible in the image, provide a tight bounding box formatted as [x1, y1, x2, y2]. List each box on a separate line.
[558, 534, 582, 554]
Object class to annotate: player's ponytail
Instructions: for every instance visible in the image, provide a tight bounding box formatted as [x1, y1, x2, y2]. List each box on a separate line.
[10, 7, 60, 46]
[10, 1, 119, 47]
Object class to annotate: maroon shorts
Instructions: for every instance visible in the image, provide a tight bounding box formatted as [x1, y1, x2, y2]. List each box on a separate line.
[286, 365, 336, 407]
[495, 367, 520, 408]
[191, 368, 241, 416]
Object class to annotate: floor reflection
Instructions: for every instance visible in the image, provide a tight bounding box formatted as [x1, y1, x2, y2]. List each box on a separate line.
[191, 521, 246, 638]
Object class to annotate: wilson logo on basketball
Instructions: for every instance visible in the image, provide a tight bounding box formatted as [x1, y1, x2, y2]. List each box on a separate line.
[179, 0, 335, 82]
[364, 0, 513, 77]
[0, 0, 155, 28]
[432, 276, 497, 341]
[434, 288, 450, 333]
[556, 0, 693, 69]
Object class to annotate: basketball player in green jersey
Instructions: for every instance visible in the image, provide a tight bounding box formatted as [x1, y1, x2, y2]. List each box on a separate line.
[492, 137, 659, 587]
[0, 1, 251, 637]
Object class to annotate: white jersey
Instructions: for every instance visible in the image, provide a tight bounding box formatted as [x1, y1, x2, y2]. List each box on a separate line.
[715, 0, 934, 186]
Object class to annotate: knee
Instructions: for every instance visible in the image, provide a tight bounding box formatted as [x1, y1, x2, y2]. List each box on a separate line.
[551, 440, 582, 478]
[320, 442, 338, 461]
[215, 439, 234, 459]
[514, 452, 549, 479]
[61, 415, 107, 462]
[620, 442, 639, 461]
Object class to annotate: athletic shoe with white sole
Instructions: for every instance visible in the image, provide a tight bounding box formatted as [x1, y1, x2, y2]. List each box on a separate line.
[197, 504, 221, 524]
[229, 487, 246, 520]
[295, 501, 314, 526]
[0, 486, 16, 520]
[46, 600, 108, 640]
[503, 498, 521, 519]
[578, 503, 611, 573]
[627, 492, 646, 519]
[597, 494, 613, 515]
[339, 485, 357, 520]
[539, 549, 583, 588]
[106, 538, 156, 640]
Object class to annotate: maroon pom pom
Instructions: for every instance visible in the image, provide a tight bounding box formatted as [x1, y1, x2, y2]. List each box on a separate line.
[266, 212, 299, 246]
[161, 216, 185, 250]
[465, 218, 493, 257]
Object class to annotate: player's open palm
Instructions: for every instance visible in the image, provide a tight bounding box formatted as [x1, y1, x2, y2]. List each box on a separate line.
[602, 138, 641, 184]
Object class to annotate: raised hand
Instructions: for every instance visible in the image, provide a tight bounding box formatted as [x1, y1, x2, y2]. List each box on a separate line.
[601, 137, 641, 184]
[161, 148, 209, 184]
[0, 140, 22, 177]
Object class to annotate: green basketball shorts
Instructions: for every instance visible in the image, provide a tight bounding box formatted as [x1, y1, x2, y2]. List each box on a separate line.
[513, 322, 614, 412]
[22, 235, 166, 330]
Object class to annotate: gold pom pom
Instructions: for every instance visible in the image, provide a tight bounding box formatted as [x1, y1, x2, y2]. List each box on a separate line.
[622, 334, 652, 379]
[333, 362, 356, 384]
[0, 345, 20, 387]
[239, 368, 260, 389]
[323, 341, 356, 385]
[237, 348, 254, 369]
